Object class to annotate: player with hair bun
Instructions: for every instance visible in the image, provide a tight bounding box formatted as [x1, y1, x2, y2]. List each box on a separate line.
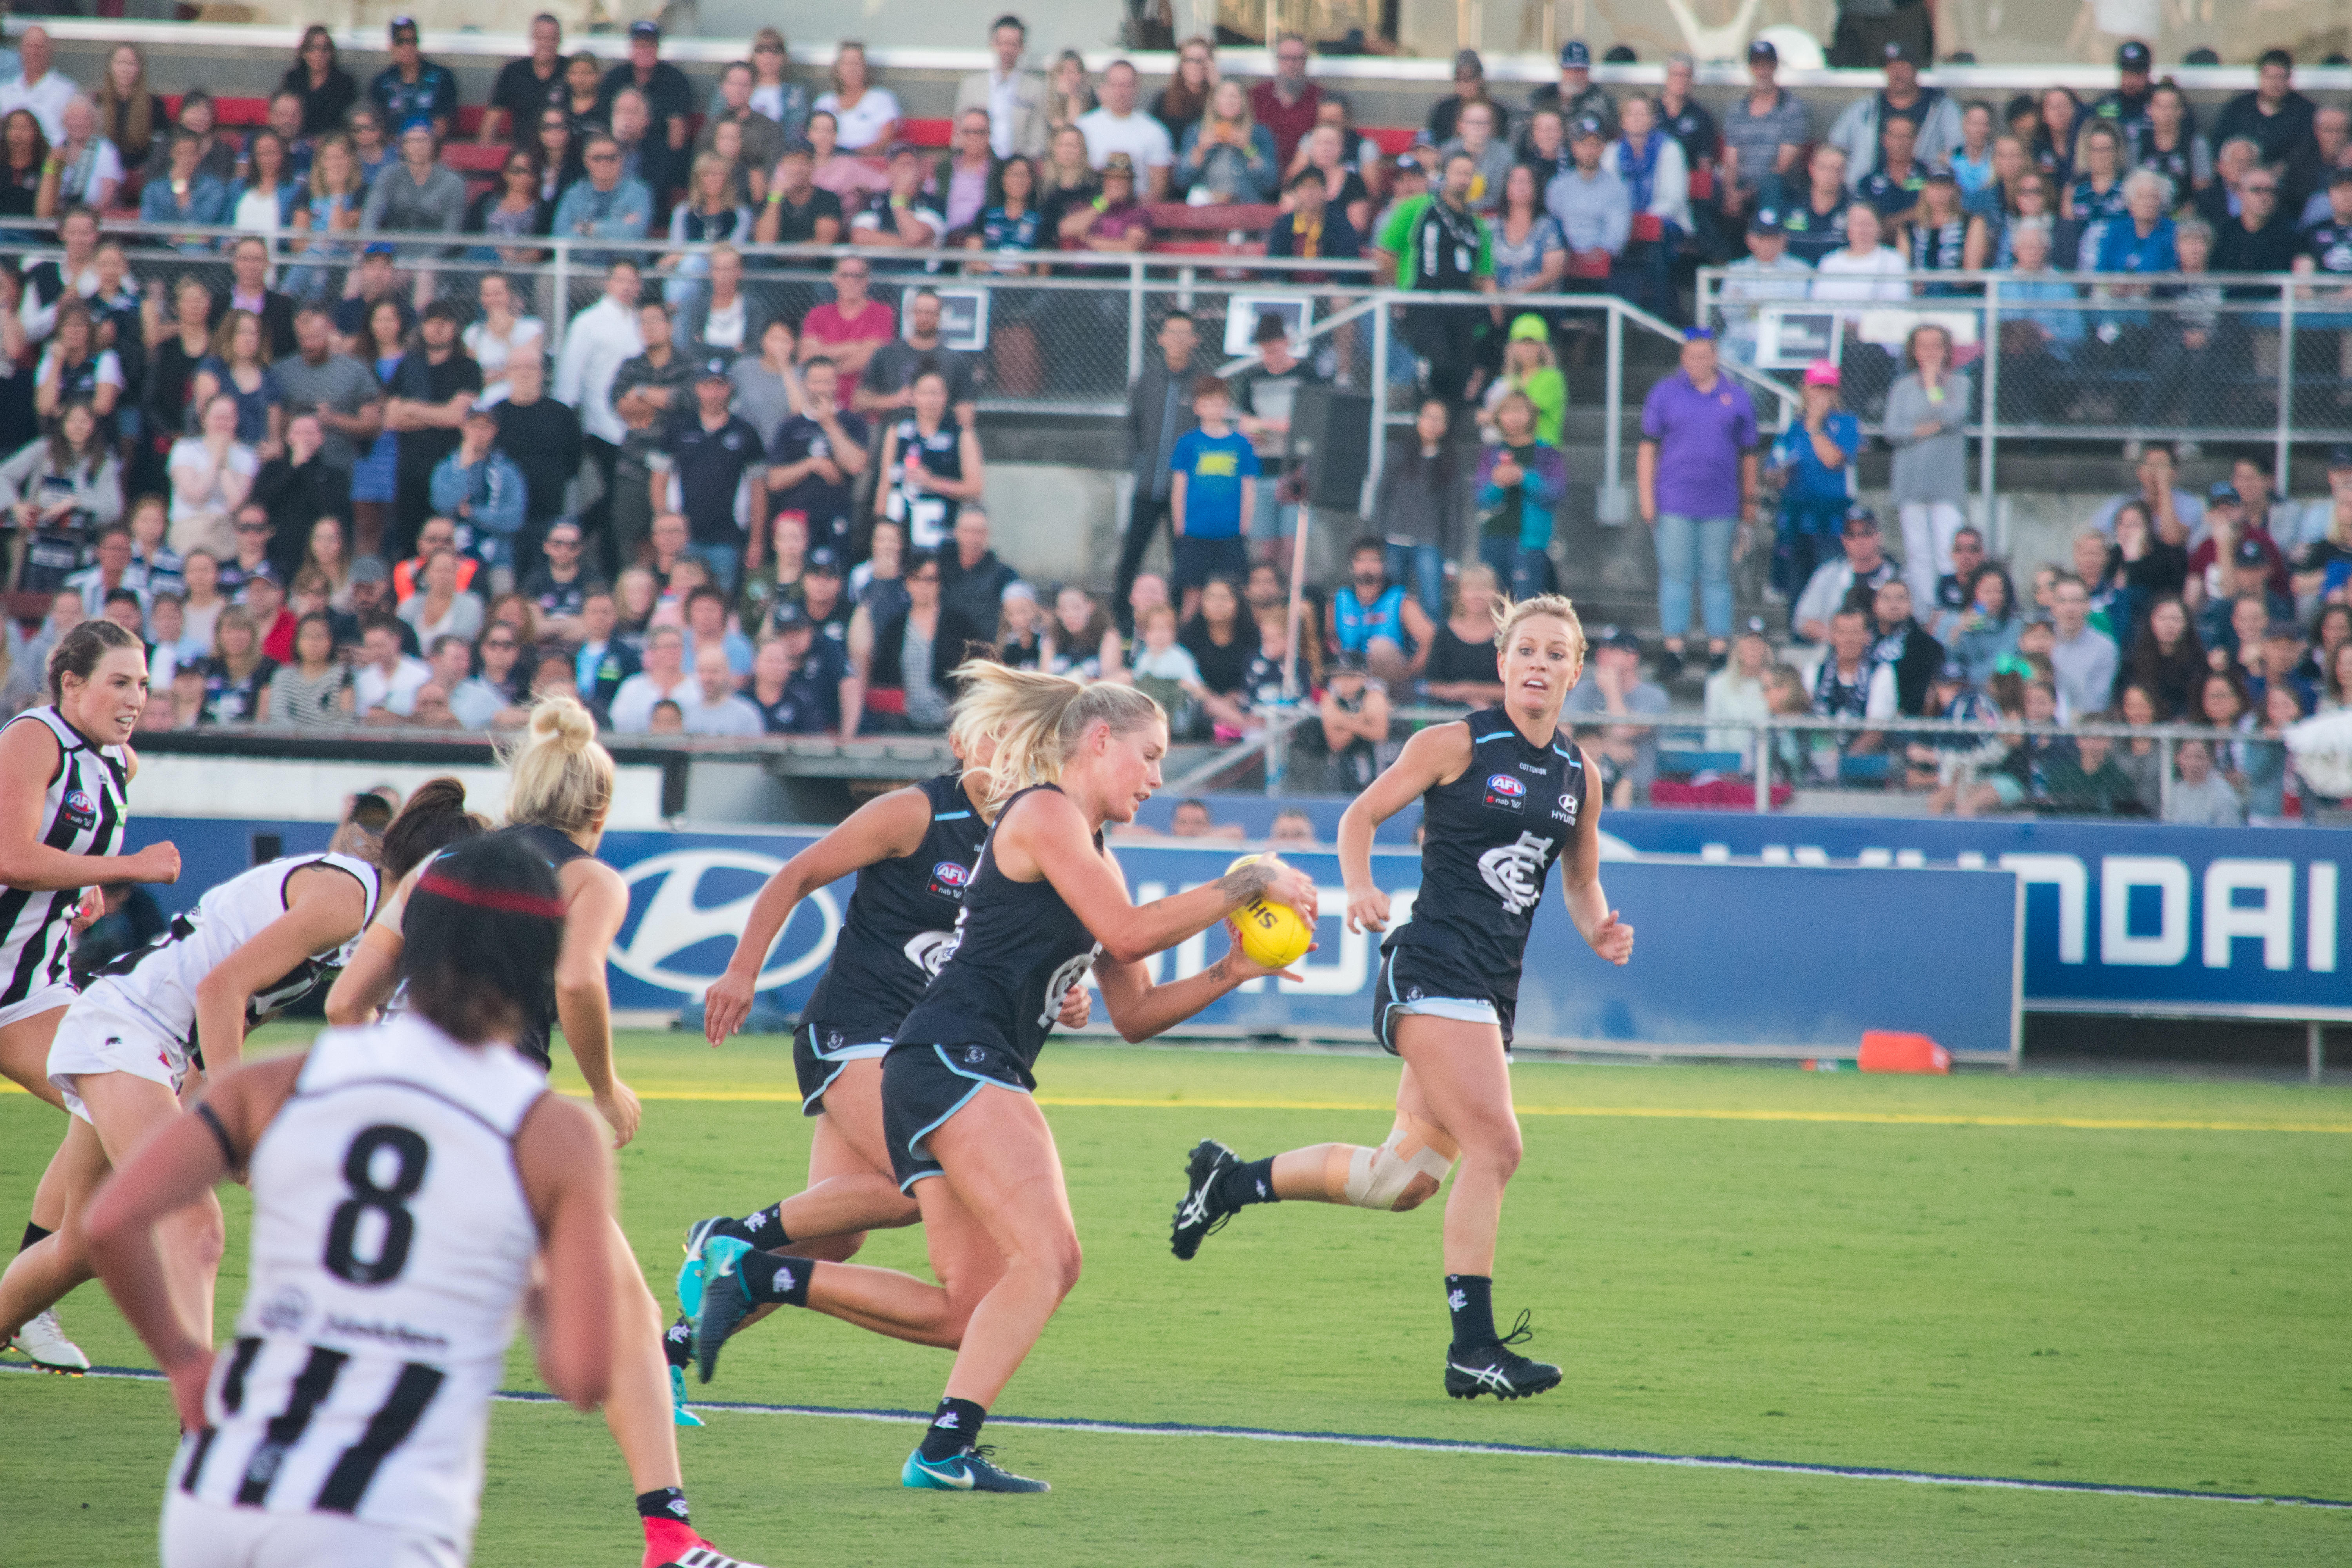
[1166, 593, 1633, 1402]
[689, 662, 1317, 1494]
[326, 698, 765, 1568]
[85, 831, 620, 1568]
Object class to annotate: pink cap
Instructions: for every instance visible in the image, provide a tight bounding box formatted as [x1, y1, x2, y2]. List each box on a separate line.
[1802, 359, 1840, 388]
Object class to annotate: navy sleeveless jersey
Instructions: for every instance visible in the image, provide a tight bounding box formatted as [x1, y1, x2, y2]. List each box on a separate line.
[801, 773, 987, 1049]
[503, 822, 593, 1072]
[891, 784, 1103, 1085]
[1384, 707, 1586, 991]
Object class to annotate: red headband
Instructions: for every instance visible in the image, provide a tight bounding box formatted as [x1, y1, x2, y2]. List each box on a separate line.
[416, 868, 565, 920]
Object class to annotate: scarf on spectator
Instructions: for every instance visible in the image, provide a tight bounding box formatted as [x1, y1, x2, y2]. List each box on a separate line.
[1813, 650, 1880, 720]
[1616, 128, 1664, 211]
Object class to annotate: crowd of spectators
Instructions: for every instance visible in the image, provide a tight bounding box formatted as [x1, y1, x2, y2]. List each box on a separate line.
[0, 16, 2341, 828]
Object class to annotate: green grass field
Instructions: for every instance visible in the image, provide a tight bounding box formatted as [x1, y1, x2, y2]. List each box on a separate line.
[5, 1031, 2350, 1565]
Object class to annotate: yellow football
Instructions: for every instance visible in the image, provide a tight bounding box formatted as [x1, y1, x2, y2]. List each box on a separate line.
[1227, 855, 1314, 969]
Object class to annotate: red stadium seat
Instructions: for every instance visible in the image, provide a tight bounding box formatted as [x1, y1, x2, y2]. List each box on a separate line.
[904, 118, 953, 148]
[1688, 163, 1715, 201]
[1630, 213, 1663, 242]
[441, 143, 507, 173]
[1365, 127, 1416, 154]
[1146, 201, 1280, 234]
[1566, 251, 1612, 279]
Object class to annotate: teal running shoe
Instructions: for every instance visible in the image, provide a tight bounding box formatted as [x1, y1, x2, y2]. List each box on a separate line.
[900, 1445, 1050, 1493]
[668, 1363, 706, 1427]
[691, 1236, 754, 1384]
[677, 1216, 736, 1320]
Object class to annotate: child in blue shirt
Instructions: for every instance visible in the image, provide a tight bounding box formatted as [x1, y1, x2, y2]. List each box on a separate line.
[1168, 376, 1258, 620]
[1768, 359, 1862, 611]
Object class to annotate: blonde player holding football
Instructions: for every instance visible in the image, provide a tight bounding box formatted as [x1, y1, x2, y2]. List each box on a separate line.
[1166, 593, 1633, 1401]
[690, 663, 1316, 1493]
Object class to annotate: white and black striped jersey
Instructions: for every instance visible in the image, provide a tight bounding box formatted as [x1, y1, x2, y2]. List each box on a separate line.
[173, 1014, 548, 1551]
[0, 705, 128, 1007]
[84, 852, 381, 1048]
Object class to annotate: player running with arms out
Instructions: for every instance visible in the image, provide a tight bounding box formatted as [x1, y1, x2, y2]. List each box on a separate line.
[0, 779, 481, 1382]
[326, 699, 765, 1568]
[84, 833, 619, 1568]
[677, 705, 1091, 1355]
[0, 620, 180, 1373]
[690, 663, 1317, 1493]
[1167, 593, 1632, 1401]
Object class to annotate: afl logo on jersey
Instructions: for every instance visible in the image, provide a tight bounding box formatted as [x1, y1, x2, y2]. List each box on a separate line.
[1482, 773, 1525, 812]
[60, 789, 96, 829]
[927, 860, 972, 900]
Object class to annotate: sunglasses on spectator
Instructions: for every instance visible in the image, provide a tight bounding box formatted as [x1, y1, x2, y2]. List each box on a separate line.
[484, 637, 518, 650]
[234, 523, 271, 535]
[753, 41, 784, 53]
[547, 534, 580, 548]
[2245, 182, 2279, 194]
[587, 150, 619, 162]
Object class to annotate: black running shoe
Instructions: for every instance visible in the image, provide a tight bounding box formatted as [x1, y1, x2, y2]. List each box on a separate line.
[1169, 1138, 1241, 1260]
[1444, 1310, 1562, 1401]
[691, 1237, 754, 1385]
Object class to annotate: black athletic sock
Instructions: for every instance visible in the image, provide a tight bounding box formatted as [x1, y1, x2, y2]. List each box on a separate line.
[19, 1221, 50, 1254]
[1446, 1274, 1497, 1350]
[1212, 1156, 1280, 1210]
[919, 1397, 986, 1461]
[635, 1486, 690, 1525]
[706, 1203, 789, 1248]
[739, 1250, 813, 1308]
[662, 1316, 693, 1370]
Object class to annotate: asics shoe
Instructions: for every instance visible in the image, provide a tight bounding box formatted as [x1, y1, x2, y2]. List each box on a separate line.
[677, 1216, 737, 1320]
[1169, 1138, 1241, 1260]
[7, 1309, 89, 1374]
[668, 1363, 705, 1428]
[1443, 1310, 1561, 1401]
[691, 1237, 754, 1385]
[900, 1445, 1051, 1493]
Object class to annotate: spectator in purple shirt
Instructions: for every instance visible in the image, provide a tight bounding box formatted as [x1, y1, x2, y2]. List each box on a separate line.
[1637, 328, 1758, 677]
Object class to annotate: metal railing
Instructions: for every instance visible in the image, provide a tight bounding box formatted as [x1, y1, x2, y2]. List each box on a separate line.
[1698, 264, 2352, 512]
[22, 219, 1734, 518]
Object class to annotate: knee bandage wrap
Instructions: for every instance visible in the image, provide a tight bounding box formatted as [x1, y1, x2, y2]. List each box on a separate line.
[1328, 1114, 1460, 1210]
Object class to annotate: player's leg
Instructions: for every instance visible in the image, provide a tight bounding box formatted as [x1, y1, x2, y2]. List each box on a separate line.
[1170, 1061, 1457, 1258]
[598, 1214, 764, 1568]
[691, 1140, 1008, 1362]
[2, 1005, 88, 1369]
[78, 1070, 225, 1347]
[1392, 1016, 1558, 1400]
[687, 1058, 918, 1274]
[0, 1114, 110, 1358]
[899, 1086, 1072, 1493]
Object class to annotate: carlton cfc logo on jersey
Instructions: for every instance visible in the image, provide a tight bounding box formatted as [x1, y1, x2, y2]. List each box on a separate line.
[60, 789, 96, 830]
[1483, 773, 1526, 812]
[927, 861, 972, 900]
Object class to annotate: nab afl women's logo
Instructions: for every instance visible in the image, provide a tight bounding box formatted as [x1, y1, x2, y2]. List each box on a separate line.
[1482, 773, 1525, 812]
[927, 860, 972, 900]
[60, 789, 96, 829]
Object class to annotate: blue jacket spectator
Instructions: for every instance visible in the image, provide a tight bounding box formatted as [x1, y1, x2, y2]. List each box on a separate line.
[1544, 145, 1632, 258]
[141, 134, 230, 250]
[428, 412, 529, 572]
[552, 138, 653, 259]
[1172, 86, 1280, 203]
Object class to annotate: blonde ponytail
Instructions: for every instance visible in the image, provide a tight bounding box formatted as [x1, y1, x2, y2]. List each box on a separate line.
[500, 696, 615, 839]
[949, 659, 1163, 814]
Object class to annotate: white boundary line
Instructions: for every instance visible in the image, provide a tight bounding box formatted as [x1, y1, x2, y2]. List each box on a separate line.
[9, 1361, 2345, 1511]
